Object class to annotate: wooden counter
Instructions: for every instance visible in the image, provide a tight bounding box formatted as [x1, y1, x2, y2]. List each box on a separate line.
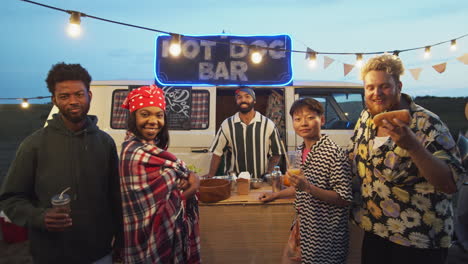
[198, 183, 364, 264]
[199, 184, 294, 263]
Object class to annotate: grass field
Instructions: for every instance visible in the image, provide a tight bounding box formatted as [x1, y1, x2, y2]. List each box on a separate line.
[0, 104, 52, 141]
[414, 96, 468, 138]
[0, 104, 52, 184]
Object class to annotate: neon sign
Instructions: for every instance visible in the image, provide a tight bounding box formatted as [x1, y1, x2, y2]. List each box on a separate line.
[154, 34, 293, 86]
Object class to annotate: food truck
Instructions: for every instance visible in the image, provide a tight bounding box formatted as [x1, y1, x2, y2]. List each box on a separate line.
[46, 34, 365, 263]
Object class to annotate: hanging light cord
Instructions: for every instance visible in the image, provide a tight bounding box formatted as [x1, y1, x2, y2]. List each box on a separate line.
[18, 0, 467, 56]
[0, 96, 51, 101]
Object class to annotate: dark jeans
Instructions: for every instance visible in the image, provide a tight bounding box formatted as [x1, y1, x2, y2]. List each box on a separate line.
[447, 241, 468, 264]
[362, 232, 448, 264]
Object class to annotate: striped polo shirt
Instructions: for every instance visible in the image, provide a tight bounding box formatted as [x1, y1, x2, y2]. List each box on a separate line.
[209, 111, 285, 178]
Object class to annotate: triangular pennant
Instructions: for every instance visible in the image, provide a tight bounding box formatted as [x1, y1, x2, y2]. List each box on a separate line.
[324, 56, 334, 69]
[343, 63, 354, 76]
[409, 68, 423, 80]
[457, 53, 468, 65]
[306, 47, 314, 59]
[432, 63, 446, 74]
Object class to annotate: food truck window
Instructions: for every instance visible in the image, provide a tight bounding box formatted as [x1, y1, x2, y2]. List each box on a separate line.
[111, 89, 210, 130]
[297, 89, 364, 130]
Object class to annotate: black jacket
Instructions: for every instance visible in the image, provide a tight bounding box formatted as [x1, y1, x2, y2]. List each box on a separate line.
[0, 114, 123, 264]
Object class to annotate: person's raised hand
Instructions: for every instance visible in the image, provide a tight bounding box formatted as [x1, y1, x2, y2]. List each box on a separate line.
[380, 118, 420, 151]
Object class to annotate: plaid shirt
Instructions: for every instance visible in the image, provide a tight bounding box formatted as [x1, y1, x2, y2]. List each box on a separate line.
[119, 134, 201, 263]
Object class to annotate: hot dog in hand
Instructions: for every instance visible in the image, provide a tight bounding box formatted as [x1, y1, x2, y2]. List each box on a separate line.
[373, 109, 411, 127]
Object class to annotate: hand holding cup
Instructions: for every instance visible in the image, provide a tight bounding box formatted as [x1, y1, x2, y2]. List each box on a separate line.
[46, 188, 72, 232]
[285, 150, 302, 186]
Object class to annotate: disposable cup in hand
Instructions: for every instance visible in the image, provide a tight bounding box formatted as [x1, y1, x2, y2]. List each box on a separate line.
[51, 193, 71, 213]
[285, 150, 302, 186]
[287, 150, 302, 169]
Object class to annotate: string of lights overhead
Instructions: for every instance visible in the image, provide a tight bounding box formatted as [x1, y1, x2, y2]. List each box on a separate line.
[0, 96, 51, 108]
[18, 0, 467, 66]
[3, 0, 467, 107]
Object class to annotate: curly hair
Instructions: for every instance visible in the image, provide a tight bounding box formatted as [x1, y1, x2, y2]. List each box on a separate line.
[45, 62, 92, 95]
[360, 54, 405, 82]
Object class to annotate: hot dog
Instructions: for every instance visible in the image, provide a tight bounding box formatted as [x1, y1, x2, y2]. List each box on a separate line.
[373, 109, 411, 127]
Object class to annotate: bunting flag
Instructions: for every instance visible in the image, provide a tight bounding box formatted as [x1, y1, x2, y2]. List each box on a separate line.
[324, 56, 334, 69]
[305, 47, 314, 59]
[343, 63, 354, 76]
[457, 53, 468, 65]
[313, 52, 465, 81]
[409, 68, 423, 80]
[432, 63, 447, 73]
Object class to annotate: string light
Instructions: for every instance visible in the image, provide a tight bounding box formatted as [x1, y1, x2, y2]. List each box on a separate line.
[0, 96, 51, 109]
[306, 48, 317, 68]
[17, 0, 468, 62]
[67, 11, 82, 38]
[250, 46, 263, 64]
[169, 34, 182, 57]
[21, 99, 30, 108]
[392, 50, 400, 57]
[424, 46, 431, 59]
[450, 39, 457, 51]
[355, 53, 363, 68]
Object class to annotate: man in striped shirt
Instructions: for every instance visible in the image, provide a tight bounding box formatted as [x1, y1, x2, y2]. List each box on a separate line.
[204, 87, 285, 179]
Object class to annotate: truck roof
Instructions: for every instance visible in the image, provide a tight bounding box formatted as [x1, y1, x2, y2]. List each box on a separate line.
[90, 80, 363, 88]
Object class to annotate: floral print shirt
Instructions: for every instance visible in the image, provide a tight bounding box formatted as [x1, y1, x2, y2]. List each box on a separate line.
[349, 94, 465, 249]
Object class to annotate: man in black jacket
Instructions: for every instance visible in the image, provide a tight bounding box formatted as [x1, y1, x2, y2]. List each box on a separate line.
[0, 62, 123, 264]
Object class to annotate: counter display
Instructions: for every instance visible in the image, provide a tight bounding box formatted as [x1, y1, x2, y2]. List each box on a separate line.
[198, 183, 364, 264]
[199, 184, 294, 263]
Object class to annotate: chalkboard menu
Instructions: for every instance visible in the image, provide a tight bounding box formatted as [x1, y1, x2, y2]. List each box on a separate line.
[162, 86, 192, 130]
[154, 34, 292, 86]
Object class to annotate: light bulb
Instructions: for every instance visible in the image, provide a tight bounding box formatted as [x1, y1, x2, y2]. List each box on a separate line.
[21, 99, 29, 108]
[424, 46, 431, 59]
[67, 23, 81, 38]
[308, 59, 317, 68]
[169, 43, 181, 56]
[169, 34, 182, 57]
[450, 39, 457, 51]
[251, 51, 262, 64]
[306, 50, 317, 69]
[67, 12, 81, 38]
[355, 54, 363, 68]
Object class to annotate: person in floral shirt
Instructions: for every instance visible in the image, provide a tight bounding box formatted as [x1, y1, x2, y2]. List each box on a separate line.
[349, 54, 466, 264]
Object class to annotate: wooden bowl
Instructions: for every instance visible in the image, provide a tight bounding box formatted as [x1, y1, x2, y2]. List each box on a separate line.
[199, 179, 231, 203]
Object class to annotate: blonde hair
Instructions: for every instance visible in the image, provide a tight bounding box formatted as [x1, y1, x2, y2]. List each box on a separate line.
[360, 54, 405, 82]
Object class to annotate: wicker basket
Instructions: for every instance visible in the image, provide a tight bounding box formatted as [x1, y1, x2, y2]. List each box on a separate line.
[199, 179, 231, 203]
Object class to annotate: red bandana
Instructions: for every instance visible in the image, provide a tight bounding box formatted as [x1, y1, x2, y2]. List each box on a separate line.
[122, 84, 166, 112]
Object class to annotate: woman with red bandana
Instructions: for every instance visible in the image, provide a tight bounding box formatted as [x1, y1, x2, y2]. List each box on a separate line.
[119, 84, 201, 264]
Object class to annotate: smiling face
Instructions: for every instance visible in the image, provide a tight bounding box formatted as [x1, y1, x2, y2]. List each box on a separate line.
[235, 90, 255, 113]
[52, 80, 92, 129]
[364, 70, 402, 116]
[135, 106, 165, 142]
[292, 106, 324, 142]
